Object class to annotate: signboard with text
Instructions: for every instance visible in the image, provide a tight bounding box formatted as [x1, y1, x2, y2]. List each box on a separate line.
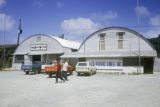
[30, 44, 47, 51]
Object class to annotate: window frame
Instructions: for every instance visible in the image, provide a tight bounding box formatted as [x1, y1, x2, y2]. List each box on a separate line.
[99, 33, 106, 51]
[14, 55, 24, 63]
[117, 32, 125, 49]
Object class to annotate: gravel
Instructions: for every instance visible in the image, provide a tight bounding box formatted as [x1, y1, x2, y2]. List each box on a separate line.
[0, 71, 160, 107]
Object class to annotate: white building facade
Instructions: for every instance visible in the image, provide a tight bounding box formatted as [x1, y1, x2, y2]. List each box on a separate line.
[12, 34, 80, 70]
[62, 27, 157, 74]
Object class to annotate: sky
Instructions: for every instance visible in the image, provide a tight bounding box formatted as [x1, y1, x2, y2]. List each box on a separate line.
[0, 0, 160, 44]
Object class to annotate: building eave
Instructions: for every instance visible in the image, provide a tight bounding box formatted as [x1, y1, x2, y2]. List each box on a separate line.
[61, 50, 157, 58]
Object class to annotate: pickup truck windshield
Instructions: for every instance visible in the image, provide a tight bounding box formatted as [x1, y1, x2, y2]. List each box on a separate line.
[78, 63, 87, 66]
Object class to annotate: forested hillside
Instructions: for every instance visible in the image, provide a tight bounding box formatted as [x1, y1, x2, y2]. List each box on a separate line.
[0, 44, 17, 70]
[148, 35, 160, 58]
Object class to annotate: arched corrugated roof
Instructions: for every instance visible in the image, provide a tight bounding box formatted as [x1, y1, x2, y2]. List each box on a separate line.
[17, 34, 80, 49]
[51, 36, 80, 49]
[78, 27, 155, 51]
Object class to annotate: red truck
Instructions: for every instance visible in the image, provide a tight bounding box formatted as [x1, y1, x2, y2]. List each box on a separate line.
[44, 65, 74, 78]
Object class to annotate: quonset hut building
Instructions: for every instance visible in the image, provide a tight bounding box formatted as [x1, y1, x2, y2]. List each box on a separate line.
[62, 27, 157, 74]
[12, 34, 80, 70]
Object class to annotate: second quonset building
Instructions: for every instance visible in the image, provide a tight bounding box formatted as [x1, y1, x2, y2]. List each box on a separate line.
[62, 27, 157, 74]
[12, 34, 80, 70]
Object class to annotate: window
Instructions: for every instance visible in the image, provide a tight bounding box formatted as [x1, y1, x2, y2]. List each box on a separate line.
[117, 32, 125, 37]
[108, 62, 112, 66]
[100, 33, 105, 40]
[71, 49, 77, 52]
[102, 62, 105, 66]
[100, 41, 105, 50]
[99, 33, 106, 50]
[78, 63, 87, 66]
[117, 32, 125, 49]
[117, 62, 122, 66]
[79, 58, 86, 62]
[119, 35, 123, 39]
[118, 40, 123, 49]
[32, 55, 41, 62]
[14, 55, 24, 63]
[92, 59, 122, 67]
[36, 37, 41, 42]
[89, 62, 95, 66]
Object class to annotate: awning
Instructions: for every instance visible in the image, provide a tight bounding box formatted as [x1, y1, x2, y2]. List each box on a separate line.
[61, 50, 157, 58]
[14, 52, 64, 55]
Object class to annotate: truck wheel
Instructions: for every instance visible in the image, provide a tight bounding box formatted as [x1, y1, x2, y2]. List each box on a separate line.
[77, 72, 80, 76]
[25, 71, 29, 75]
[89, 71, 92, 76]
[69, 71, 73, 75]
[95, 70, 97, 74]
[38, 69, 41, 74]
[49, 73, 52, 78]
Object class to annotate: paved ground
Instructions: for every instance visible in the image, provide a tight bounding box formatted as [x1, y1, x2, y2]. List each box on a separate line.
[0, 71, 160, 107]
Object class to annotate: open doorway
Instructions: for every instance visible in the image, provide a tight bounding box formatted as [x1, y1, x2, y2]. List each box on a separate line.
[144, 58, 154, 74]
[32, 55, 41, 64]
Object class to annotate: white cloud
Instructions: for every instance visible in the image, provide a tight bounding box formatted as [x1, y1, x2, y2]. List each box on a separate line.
[33, 1, 43, 7]
[91, 11, 118, 21]
[90, 11, 118, 26]
[0, 0, 5, 7]
[0, 13, 15, 31]
[135, 6, 150, 17]
[150, 15, 160, 26]
[57, 1, 63, 8]
[143, 15, 160, 38]
[61, 17, 100, 40]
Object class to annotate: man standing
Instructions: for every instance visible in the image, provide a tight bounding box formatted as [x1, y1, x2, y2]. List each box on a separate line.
[62, 60, 69, 81]
[55, 59, 65, 83]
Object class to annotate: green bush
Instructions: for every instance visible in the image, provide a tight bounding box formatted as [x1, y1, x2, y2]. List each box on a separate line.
[0, 57, 13, 70]
[0, 59, 2, 70]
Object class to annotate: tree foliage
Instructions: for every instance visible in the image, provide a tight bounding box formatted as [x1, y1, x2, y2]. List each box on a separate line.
[148, 35, 160, 58]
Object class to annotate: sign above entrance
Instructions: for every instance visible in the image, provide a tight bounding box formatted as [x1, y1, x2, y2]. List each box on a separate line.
[30, 44, 47, 51]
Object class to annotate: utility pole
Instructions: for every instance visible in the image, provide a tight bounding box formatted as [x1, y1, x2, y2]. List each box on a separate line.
[137, 0, 141, 73]
[17, 18, 22, 45]
[3, 14, 6, 68]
